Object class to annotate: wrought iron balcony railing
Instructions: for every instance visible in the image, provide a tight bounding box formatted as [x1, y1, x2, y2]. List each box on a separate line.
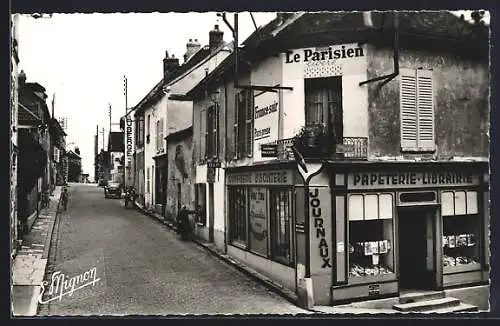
[272, 136, 368, 161]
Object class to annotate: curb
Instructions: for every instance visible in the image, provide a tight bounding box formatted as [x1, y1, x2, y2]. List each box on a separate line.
[134, 203, 302, 308]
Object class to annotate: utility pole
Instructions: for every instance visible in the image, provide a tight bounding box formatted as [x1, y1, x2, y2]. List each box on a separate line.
[109, 103, 112, 132]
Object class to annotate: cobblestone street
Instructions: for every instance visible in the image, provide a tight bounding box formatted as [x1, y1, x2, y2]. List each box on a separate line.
[39, 184, 310, 315]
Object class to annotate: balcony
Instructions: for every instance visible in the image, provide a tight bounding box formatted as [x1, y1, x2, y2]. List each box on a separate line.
[274, 137, 368, 161]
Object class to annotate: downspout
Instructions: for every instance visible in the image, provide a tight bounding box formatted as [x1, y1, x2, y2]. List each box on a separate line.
[359, 11, 399, 86]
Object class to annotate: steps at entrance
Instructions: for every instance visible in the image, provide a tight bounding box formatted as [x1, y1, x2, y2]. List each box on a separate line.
[394, 292, 479, 313]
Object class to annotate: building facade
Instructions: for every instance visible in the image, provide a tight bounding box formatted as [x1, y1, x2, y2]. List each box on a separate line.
[10, 14, 20, 255]
[132, 25, 231, 214]
[188, 12, 490, 307]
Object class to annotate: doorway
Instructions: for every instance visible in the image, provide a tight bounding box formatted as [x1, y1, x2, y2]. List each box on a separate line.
[398, 207, 437, 291]
[208, 183, 214, 242]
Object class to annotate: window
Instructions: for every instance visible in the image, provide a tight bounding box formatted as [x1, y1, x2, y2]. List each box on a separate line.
[235, 89, 253, 159]
[200, 108, 207, 160]
[146, 167, 150, 194]
[135, 117, 144, 147]
[248, 187, 268, 256]
[270, 188, 294, 265]
[147, 114, 151, 136]
[441, 190, 481, 273]
[206, 104, 218, 158]
[156, 118, 164, 152]
[228, 187, 248, 246]
[348, 194, 395, 279]
[304, 77, 343, 142]
[399, 68, 435, 151]
[195, 184, 207, 225]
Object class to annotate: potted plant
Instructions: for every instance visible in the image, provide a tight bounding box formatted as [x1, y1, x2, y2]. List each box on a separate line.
[292, 124, 334, 160]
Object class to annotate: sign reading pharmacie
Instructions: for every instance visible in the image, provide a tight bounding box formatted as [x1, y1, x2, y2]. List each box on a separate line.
[253, 91, 279, 161]
[348, 171, 480, 190]
[227, 170, 294, 186]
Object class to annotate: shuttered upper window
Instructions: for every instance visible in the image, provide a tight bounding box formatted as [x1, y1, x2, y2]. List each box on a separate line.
[399, 68, 435, 152]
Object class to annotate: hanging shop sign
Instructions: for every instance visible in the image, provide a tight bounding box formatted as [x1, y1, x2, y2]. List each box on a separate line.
[309, 187, 333, 274]
[227, 170, 293, 186]
[125, 115, 134, 167]
[348, 171, 480, 190]
[260, 144, 278, 157]
[253, 91, 280, 161]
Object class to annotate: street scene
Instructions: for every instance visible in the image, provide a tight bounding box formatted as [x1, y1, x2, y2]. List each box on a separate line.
[10, 11, 491, 316]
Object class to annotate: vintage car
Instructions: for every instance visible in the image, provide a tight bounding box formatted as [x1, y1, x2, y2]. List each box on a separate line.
[104, 182, 122, 199]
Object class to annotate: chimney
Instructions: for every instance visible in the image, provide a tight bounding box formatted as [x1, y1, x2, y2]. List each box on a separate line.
[209, 24, 224, 52]
[184, 38, 201, 63]
[363, 11, 374, 28]
[18, 69, 26, 85]
[163, 51, 179, 80]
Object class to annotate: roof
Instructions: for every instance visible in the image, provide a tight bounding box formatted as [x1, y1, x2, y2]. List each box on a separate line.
[243, 11, 488, 55]
[133, 47, 212, 117]
[165, 126, 193, 141]
[108, 131, 124, 152]
[166, 100, 193, 136]
[49, 118, 67, 137]
[66, 150, 81, 160]
[188, 11, 488, 99]
[133, 41, 233, 117]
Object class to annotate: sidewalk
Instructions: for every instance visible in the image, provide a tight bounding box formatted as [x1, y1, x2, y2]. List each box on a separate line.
[134, 202, 302, 309]
[11, 186, 63, 316]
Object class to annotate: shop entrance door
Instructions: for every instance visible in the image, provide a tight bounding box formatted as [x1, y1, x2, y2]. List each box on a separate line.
[398, 208, 436, 290]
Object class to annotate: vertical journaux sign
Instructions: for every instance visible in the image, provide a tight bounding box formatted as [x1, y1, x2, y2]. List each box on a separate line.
[253, 91, 279, 161]
[309, 187, 333, 275]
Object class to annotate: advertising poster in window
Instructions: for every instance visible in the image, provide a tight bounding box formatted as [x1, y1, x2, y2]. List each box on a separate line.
[249, 187, 268, 256]
[253, 91, 280, 162]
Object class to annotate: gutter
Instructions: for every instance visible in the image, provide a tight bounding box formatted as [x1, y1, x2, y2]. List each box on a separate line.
[359, 11, 400, 87]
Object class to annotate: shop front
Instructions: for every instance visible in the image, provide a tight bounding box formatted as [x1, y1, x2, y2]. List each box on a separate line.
[225, 164, 299, 293]
[327, 163, 489, 305]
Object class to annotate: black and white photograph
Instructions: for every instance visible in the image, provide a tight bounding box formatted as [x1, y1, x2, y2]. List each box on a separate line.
[10, 9, 492, 316]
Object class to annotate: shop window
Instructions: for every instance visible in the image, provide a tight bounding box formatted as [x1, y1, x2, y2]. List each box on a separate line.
[195, 183, 207, 225]
[441, 191, 481, 273]
[304, 77, 343, 142]
[228, 187, 248, 246]
[270, 188, 293, 266]
[348, 194, 395, 279]
[399, 68, 435, 152]
[248, 187, 268, 256]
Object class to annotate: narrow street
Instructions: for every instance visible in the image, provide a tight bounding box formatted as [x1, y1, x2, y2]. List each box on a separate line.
[39, 184, 309, 315]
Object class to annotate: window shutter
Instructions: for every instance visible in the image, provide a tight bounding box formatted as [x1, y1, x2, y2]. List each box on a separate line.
[416, 69, 435, 150]
[400, 68, 418, 150]
[200, 109, 207, 159]
[214, 103, 219, 157]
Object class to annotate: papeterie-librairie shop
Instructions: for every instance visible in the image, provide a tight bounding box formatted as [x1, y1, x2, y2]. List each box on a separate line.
[326, 162, 489, 305]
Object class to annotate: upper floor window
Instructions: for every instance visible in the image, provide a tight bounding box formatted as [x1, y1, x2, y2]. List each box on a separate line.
[304, 77, 343, 143]
[156, 118, 164, 152]
[146, 114, 151, 136]
[206, 104, 219, 158]
[234, 89, 253, 159]
[135, 117, 145, 147]
[399, 68, 435, 152]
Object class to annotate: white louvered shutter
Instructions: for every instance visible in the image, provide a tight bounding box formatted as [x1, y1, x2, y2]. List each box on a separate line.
[399, 68, 418, 150]
[416, 69, 435, 150]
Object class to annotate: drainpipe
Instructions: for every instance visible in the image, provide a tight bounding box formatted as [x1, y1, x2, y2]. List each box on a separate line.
[359, 11, 399, 86]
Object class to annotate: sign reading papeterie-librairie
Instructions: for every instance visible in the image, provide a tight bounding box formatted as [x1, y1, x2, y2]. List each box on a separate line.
[348, 171, 480, 190]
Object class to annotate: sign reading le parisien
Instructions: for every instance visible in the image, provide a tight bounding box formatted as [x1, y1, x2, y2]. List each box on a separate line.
[348, 171, 480, 189]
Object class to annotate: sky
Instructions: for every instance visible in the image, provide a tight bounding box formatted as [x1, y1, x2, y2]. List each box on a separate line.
[15, 11, 490, 180]
[16, 12, 276, 179]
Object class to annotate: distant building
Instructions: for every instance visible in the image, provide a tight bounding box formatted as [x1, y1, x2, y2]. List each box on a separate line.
[108, 131, 125, 185]
[67, 149, 82, 182]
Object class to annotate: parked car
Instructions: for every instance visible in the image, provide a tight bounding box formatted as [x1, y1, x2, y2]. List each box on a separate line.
[104, 182, 122, 199]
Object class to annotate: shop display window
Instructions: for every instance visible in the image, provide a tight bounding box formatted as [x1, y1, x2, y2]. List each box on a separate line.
[348, 194, 395, 279]
[441, 191, 481, 273]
